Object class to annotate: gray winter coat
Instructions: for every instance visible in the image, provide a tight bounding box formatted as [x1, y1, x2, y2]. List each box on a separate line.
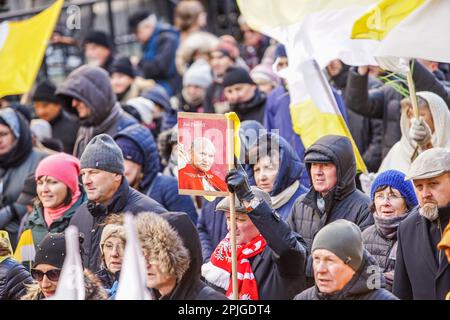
[56, 65, 137, 157]
[294, 251, 398, 300]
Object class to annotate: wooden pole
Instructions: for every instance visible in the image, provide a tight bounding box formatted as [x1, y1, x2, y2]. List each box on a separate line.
[406, 67, 420, 161]
[226, 118, 238, 300]
[406, 70, 419, 119]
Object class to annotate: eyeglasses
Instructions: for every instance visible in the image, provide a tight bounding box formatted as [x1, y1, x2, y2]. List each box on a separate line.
[374, 193, 404, 202]
[31, 268, 61, 282]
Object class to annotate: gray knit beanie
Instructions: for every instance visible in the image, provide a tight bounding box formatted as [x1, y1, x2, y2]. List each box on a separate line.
[80, 133, 124, 174]
[311, 219, 363, 271]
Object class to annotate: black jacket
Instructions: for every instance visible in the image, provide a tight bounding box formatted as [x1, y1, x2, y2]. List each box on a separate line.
[204, 201, 308, 300]
[287, 137, 373, 243]
[345, 62, 450, 158]
[287, 136, 373, 284]
[0, 257, 33, 300]
[393, 205, 450, 300]
[49, 109, 79, 154]
[230, 89, 266, 124]
[158, 212, 226, 300]
[69, 178, 167, 272]
[294, 251, 398, 300]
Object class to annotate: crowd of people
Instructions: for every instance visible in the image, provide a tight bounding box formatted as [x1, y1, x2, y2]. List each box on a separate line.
[0, 0, 450, 301]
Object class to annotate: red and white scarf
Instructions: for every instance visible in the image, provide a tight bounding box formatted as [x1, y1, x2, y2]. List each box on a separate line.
[201, 233, 266, 300]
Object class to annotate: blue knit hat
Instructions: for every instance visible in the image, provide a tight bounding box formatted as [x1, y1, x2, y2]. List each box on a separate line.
[370, 170, 418, 207]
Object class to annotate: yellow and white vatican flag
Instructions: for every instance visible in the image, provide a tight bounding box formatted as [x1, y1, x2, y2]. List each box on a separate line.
[237, 0, 380, 69]
[289, 59, 367, 172]
[237, 0, 370, 172]
[0, 0, 63, 98]
[13, 229, 35, 263]
[115, 214, 152, 300]
[352, 0, 450, 68]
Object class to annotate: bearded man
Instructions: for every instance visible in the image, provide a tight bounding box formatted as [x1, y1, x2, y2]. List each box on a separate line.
[393, 147, 450, 300]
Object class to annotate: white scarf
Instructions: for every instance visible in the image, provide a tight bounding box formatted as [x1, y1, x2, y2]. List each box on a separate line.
[270, 180, 300, 209]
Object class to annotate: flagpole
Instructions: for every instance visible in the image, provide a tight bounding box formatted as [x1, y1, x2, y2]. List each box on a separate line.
[406, 63, 420, 161]
[226, 118, 238, 300]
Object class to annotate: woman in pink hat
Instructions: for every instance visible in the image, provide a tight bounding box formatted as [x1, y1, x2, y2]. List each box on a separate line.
[24, 153, 86, 248]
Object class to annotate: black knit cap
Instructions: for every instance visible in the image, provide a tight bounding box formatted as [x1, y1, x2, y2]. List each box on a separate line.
[128, 11, 151, 33]
[83, 30, 112, 49]
[32, 79, 60, 104]
[222, 66, 255, 88]
[110, 57, 135, 78]
[34, 232, 84, 269]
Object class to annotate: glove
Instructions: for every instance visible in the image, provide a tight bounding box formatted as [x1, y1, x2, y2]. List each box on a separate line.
[409, 117, 432, 146]
[359, 172, 376, 196]
[225, 167, 255, 203]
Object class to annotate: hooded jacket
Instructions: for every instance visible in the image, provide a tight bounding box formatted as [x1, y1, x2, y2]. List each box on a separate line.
[26, 190, 87, 249]
[287, 135, 373, 249]
[69, 177, 167, 272]
[0, 110, 47, 247]
[378, 91, 450, 174]
[287, 135, 373, 282]
[247, 133, 308, 220]
[56, 65, 137, 157]
[393, 204, 450, 300]
[294, 250, 398, 300]
[160, 212, 227, 300]
[114, 125, 198, 224]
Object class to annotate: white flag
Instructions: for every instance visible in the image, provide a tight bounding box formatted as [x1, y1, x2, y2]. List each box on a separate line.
[115, 214, 152, 300]
[47, 226, 85, 300]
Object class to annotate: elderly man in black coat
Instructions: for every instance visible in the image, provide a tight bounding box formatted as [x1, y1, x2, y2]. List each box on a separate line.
[70, 134, 166, 272]
[393, 148, 450, 300]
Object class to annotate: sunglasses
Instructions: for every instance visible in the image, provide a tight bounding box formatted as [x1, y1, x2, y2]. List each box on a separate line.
[31, 268, 61, 282]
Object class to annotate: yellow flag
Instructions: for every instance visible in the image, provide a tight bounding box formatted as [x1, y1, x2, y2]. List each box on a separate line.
[0, 0, 64, 98]
[351, 0, 425, 40]
[225, 112, 241, 161]
[13, 229, 36, 262]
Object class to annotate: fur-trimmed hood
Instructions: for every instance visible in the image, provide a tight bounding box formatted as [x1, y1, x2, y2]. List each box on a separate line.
[21, 269, 108, 300]
[136, 212, 190, 285]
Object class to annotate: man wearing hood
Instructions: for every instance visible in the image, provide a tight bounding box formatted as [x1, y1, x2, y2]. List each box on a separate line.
[222, 66, 266, 124]
[114, 124, 198, 224]
[136, 211, 225, 300]
[295, 219, 397, 300]
[393, 147, 450, 300]
[287, 135, 373, 284]
[56, 65, 138, 158]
